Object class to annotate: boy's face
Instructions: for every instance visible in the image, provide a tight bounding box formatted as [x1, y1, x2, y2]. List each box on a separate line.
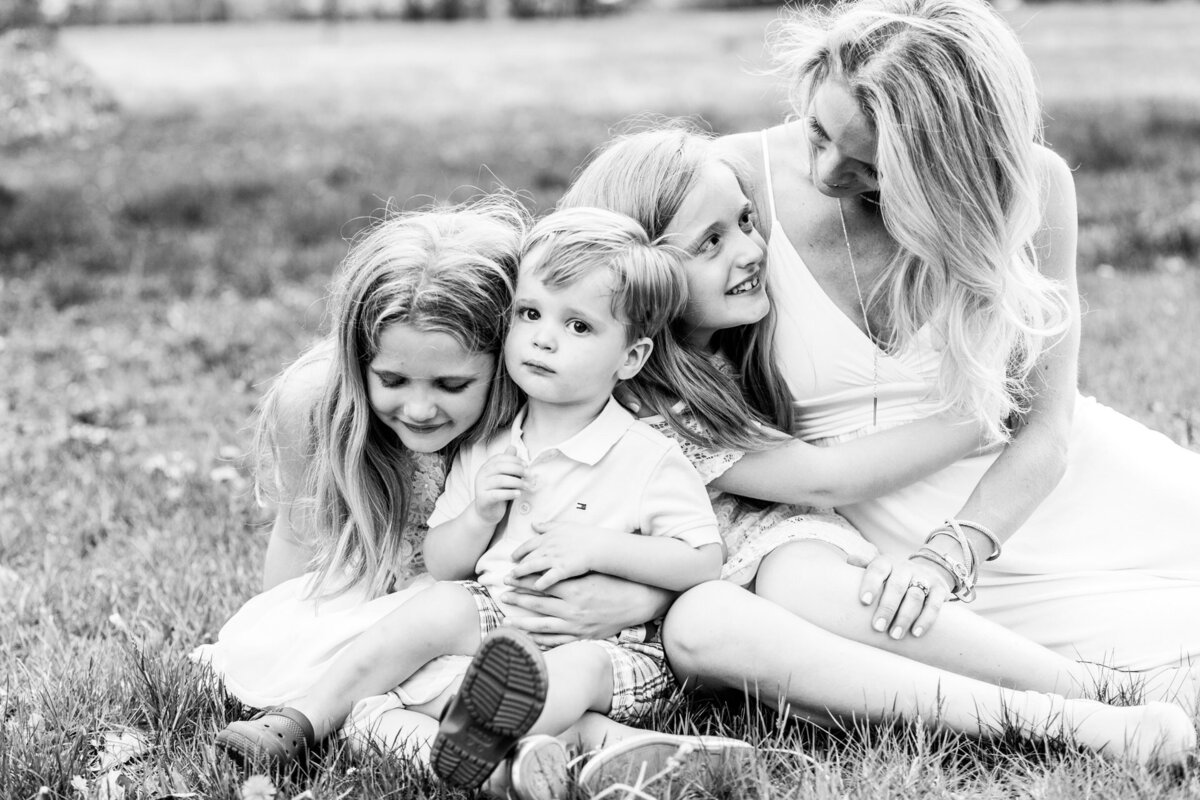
[505, 266, 651, 411]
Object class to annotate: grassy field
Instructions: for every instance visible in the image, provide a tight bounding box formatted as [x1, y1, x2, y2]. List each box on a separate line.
[2, 4, 1200, 798]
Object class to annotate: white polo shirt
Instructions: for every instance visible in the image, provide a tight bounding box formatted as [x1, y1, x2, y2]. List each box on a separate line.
[428, 397, 721, 619]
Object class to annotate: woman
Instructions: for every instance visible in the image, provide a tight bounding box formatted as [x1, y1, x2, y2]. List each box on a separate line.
[650, 0, 1200, 718]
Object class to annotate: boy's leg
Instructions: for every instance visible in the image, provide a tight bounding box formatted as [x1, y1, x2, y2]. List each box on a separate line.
[525, 641, 617, 736]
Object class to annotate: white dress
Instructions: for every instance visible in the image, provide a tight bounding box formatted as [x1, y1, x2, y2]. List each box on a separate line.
[192, 450, 471, 725]
[761, 133, 1200, 670]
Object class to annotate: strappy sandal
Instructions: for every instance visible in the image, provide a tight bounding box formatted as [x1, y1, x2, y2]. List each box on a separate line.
[215, 706, 316, 770]
[431, 627, 549, 790]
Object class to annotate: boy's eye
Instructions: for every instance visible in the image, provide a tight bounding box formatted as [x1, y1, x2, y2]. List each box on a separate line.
[516, 307, 539, 321]
[567, 320, 590, 335]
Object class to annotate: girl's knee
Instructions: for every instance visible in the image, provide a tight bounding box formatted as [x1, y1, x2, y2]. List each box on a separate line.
[662, 581, 747, 671]
[757, 542, 856, 594]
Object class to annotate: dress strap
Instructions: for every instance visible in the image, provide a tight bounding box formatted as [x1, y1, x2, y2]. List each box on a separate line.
[759, 129, 779, 221]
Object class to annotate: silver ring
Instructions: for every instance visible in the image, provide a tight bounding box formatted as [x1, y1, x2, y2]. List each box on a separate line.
[908, 578, 931, 598]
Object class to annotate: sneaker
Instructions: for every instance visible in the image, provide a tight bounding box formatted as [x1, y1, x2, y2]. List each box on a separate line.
[577, 732, 753, 798]
[508, 734, 570, 800]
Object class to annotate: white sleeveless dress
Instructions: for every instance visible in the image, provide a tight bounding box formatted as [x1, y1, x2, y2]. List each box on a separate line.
[193, 450, 470, 740]
[760, 133, 1200, 671]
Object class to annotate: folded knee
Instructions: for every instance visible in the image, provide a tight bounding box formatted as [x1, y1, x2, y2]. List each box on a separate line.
[662, 581, 746, 673]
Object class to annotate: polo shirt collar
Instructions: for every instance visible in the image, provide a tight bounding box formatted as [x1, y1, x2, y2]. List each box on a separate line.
[509, 396, 635, 466]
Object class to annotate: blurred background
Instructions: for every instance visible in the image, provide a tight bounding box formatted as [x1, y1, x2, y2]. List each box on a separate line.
[0, 2, 1198, 793]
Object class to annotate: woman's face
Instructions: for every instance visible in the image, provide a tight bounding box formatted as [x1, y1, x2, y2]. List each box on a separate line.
[366, 322, 495, 453]
[663, 161, 769, 349]
[804, 79, 880, 197]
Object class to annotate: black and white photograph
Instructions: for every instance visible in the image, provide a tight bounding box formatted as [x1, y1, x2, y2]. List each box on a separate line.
[3, 0, 1200, 796]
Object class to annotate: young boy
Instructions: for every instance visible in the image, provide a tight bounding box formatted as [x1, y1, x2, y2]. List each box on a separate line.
[216, 207, 725, 792]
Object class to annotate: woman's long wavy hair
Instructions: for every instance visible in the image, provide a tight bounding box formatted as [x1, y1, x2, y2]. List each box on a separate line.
[255, 199, 525, 599]
[559, 126, 792, 453]
[772, 0, 1070, 441]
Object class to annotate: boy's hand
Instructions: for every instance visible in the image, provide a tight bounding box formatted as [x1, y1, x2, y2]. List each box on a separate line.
[472, 447, 526, 525]
[510, 526, 607, 591]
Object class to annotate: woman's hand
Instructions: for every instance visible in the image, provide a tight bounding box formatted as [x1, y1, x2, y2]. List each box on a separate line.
[858, 554, 954, 640]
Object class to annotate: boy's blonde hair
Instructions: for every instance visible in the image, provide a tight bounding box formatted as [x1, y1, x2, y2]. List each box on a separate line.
[256, 198, 525, 599]
[521, 207, 687, 345]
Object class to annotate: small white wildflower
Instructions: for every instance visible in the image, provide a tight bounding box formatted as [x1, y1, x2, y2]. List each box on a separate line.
[239, 775, 277, 800]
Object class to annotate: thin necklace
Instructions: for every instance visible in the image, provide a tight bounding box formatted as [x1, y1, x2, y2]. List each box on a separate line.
[837, 198, 879, 427]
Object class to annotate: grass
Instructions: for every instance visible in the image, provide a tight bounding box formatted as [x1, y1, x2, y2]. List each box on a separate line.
[2, 4, 1200, 798]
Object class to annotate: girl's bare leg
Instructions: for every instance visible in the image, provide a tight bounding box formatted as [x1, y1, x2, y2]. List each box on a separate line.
[293, 581, 483, 740]
[664, 581, 1195, 765]
[755, 543, 1146, 700]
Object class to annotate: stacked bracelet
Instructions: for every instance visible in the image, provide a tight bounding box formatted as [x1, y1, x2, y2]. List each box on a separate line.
[909, 518, 1001, 603]
[910, 548, 976, 602]
[953, 519, 1002, 561]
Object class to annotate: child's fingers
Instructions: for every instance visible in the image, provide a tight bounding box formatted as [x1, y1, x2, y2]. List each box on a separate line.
[533, 569, 566, 592]
[510, 538, 538, 562]
[509, 556, 548, 579]
[479, 473, 525, 493]
[481, 488, 522, 506]
[481, 457, 526, 480]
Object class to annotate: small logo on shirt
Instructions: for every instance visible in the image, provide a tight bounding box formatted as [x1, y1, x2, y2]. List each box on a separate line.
[575, 502, 587, 510]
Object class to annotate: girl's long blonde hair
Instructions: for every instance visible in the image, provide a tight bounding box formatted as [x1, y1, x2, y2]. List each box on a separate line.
[255, 199, 525, 598]
[559, 126, 792, 453]
[772, 0, 1070, 441]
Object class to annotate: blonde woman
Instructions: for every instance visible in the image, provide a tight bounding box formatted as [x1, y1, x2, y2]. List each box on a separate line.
[652, 0, 1200, 704]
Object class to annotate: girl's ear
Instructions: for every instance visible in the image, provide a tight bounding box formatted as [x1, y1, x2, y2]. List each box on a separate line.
[615, 337, 654, 381]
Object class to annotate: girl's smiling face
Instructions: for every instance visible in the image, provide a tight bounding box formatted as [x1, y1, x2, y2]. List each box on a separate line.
[664, 161, 769, 348]
[366, 322, 495, 452]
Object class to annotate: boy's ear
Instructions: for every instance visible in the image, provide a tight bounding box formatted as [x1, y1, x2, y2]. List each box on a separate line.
[615, 337, 653, 381]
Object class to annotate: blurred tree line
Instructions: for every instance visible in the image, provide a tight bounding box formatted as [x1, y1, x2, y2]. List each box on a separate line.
[0, 0, 668, 23]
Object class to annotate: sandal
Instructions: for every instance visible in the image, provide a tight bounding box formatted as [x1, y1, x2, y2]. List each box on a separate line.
[577, 732, 753, 798]
[431, 627, 549, 789]
[215, 707, 316, 770]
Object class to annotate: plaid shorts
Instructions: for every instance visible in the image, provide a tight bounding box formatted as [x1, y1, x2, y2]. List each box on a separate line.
[456, 580, 676, 725]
